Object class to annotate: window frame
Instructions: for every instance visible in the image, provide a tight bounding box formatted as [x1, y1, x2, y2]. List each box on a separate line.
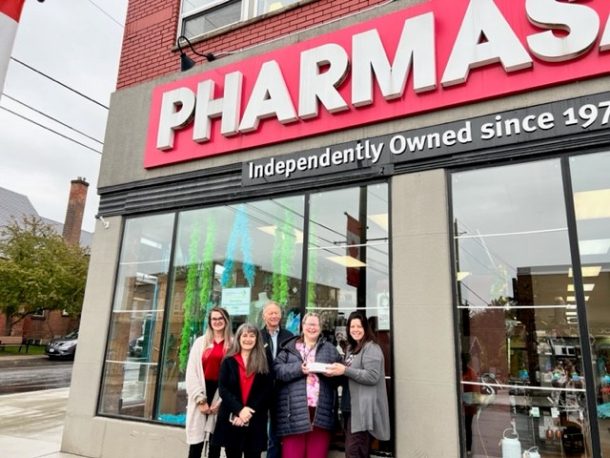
[177, 0, 306, 40]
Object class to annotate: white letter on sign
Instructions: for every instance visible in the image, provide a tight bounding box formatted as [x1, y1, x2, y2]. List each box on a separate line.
[352, 12, 436, 107]
[156, 87, 196, 150]
[441, 0, 532, 87]
[600, 12, 610, 52]
[299, 43, 350, 119]
[194, 72, 243, 143]
[239, 60, 298, 133]
[526, 0, 599, 62]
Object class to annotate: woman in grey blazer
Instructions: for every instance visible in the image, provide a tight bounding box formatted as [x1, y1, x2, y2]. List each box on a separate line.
[326, 311, 390, 457]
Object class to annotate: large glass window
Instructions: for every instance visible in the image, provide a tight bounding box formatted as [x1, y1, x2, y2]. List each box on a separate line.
[98, 184, 392, 454]
[156, 196, 305, 423]
[570, 151, 610, 455]
[179, 0, 302, 38]
[452, 161, 594, 457]
[98, 214, 175, 420]
[307, 184, 392, 455]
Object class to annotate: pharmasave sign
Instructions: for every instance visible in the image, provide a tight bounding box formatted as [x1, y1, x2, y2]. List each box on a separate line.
[145, 0, 610, 168]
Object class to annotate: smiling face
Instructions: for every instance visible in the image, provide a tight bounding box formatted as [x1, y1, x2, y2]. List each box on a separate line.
[349, 318, 365, 342]
[303, 315, 321, 342]
[240, 330, 257, 352]
[210, 311, 226, 333]
[263, 303, 282, 330]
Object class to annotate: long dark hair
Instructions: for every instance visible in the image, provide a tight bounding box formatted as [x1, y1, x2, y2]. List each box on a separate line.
[346, 311, 376, 354]
[225, 323, 269, 375]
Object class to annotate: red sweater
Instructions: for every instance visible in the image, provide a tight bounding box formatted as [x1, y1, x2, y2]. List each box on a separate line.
[202, 339, 225, 381]
[235, 353, 255, 405]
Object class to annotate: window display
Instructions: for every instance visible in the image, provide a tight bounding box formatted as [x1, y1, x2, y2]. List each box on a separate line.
[97, 183, 393, 454]
[452, 160, 594, 457]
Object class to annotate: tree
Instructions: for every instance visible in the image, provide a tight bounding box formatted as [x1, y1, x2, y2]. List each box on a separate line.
[0, 216, 89, 335]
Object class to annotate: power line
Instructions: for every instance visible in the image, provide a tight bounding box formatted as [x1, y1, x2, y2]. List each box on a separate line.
[9, 58, 109, 110]
[85, 0, 125, 28]
[2, 93, 104, 145]
[0, 105, 103, 156]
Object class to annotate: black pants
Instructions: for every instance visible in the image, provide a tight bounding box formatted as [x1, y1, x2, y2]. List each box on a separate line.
[187, 440, 221, 458]
[344, 414, 371, 458]
[224, 447, 261, 458]
[465, 413, 474, 452]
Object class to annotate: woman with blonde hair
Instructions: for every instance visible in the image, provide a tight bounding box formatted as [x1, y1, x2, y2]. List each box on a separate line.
[273, 312, 341, 458]
[212, 323, 273, 458]
[185, 306, 233, 458]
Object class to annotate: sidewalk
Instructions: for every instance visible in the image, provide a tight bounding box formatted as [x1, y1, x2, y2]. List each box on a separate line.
[0, 387, 86, 458]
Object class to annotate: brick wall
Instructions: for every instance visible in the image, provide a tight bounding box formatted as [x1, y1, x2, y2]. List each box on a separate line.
[117, 0, 386, 89]
[62, 178, 89, 246]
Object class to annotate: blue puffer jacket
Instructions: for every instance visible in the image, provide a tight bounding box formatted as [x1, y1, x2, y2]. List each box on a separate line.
[273, 335, 341, 437]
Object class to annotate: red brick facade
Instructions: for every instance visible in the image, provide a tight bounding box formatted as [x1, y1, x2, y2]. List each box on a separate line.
[62, 178, 89, 246]
[117, 0, 386, 89]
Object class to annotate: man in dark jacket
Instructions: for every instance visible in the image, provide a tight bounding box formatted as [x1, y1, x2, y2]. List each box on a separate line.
[260, 301, 293, 458]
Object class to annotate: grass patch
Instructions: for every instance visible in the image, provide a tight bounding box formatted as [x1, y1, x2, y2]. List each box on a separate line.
[0, 344, 46, 356]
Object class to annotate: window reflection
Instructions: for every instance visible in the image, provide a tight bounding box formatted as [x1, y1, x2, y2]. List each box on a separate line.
[98, 214, 174, 419]
[156, 197, 305, 424]
[307, 184, 392, 455]
[98, 185, 393, 454]
[452, 161, 593, 457]
[570, 151, 610, 456]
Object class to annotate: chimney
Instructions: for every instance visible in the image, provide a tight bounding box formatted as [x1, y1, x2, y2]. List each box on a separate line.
[62, 177, 89, 246]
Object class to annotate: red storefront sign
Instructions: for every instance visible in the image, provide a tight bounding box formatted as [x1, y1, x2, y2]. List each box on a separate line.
[144, 0, 610, 168]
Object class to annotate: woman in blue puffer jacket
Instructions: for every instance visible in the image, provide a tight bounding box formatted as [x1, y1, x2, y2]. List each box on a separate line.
[273, 312, 341, 458]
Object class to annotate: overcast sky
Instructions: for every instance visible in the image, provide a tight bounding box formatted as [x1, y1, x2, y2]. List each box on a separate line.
[0, 0, 128, 232]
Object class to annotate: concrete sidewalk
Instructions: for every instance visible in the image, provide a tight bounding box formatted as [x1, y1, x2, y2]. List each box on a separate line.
[0, 387, 85, 458]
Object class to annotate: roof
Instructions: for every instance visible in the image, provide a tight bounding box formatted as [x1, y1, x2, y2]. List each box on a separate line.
[0, 187, 92, 249]
[0, 187, 39, 227]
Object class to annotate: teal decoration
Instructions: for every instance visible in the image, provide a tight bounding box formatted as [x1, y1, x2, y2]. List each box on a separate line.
[158, 413, 186, 425]
[222, 204, 255, 287]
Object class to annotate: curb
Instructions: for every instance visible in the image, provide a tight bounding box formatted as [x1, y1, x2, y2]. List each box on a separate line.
[0, 355, 51, 368]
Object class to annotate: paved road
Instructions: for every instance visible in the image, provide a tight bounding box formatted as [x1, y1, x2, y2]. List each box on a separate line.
[0, 358, 73, 394]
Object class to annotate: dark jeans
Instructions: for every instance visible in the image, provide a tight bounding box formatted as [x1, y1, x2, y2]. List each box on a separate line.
[267, 409, 281, 458]
[344, 414, 371, 458]
[187, 438, 221, 458]
[224, 448, 261, 458]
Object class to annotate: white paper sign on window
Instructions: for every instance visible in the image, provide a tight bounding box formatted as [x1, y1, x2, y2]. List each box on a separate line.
[221, 287, 251, 315]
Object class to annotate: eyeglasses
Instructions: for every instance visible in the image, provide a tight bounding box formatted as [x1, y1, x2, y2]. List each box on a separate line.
[211, 317, 225, 322]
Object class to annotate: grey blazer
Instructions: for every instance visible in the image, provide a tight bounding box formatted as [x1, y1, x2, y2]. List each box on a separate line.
[344, 341, 391, 441]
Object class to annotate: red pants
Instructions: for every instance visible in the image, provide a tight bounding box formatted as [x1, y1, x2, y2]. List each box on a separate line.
[281, 427, 331, 458]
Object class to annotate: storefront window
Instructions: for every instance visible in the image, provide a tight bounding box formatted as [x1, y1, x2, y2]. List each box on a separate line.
[570, 151, 610, 455]
[307, 183, 392, 455]
[98, 213, 175, 419]
[156, 196, 305, 424]
[452, 161, 593, 457]
[98, 184, 392, 454]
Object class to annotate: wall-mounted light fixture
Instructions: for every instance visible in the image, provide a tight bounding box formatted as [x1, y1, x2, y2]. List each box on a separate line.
[177, 35, 216, 72]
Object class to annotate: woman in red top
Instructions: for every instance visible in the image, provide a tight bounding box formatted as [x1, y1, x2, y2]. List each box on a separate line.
[212, 323, 273, 458]
[185, 307, 232, 458]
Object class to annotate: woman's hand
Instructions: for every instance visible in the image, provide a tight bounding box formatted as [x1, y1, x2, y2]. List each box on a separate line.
[198, 402, 210, 414]
[209, 401, 221, 414]
[231, 415, 246, 427]
[238, 406, 255, 423]
[301, 362, 310, 375]
[326, 363, 346, 376]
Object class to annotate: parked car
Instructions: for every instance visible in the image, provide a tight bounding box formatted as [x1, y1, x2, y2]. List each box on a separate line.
[45, 330, 78, 359]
